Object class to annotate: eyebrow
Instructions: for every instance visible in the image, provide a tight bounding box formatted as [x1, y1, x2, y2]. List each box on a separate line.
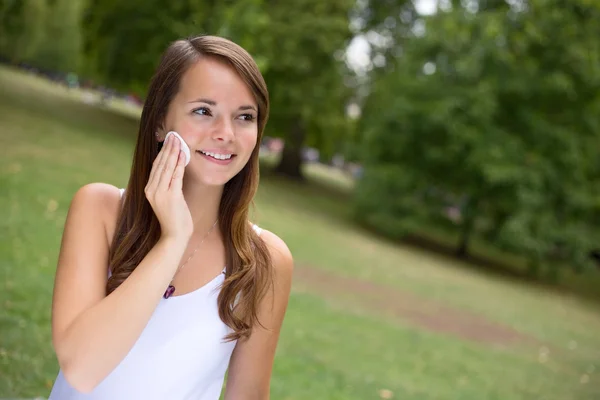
[189, 98, 257, 112]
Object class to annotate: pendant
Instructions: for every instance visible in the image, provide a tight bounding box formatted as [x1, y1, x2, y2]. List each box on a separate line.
[163, 285, 175, 299]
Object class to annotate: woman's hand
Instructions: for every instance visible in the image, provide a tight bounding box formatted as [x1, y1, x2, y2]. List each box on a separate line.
[144, 134, 193, 240]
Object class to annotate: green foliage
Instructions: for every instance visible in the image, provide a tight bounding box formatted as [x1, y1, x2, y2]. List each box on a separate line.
[0, 0, 48, 63]
[254, 0, 355, 165]
[82, 0, 355, 174]
[32, 0, 84, 72]
[3, 67, 600, 399]
[350, 0, 415, 72]
[81, 0, 193, 93]
[0, 0, 84, 72]
[356, 1, 600, 276]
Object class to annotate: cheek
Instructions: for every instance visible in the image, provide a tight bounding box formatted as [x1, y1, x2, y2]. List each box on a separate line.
[240, 128, 258, 153]
[174, 118, 204, 141]
[164, 106, 189, 131]
[176, 118, 196, 133]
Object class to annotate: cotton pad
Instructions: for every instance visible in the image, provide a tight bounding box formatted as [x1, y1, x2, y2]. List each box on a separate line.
[165, 131, 191, 166]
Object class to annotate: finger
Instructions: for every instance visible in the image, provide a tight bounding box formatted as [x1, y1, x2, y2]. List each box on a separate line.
[148, 137, 173, 192]
[157, 135, 180, 191]
[170, 150, 186, 192]
[148, 135, 172, 192]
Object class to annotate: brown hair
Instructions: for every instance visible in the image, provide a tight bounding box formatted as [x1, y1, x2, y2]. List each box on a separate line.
[106, 35, 272, 341]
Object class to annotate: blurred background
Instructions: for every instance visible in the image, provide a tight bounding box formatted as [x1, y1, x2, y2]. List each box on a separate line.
[1, 0, 600, 398]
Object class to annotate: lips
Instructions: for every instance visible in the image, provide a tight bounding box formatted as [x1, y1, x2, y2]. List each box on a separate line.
[197, 150, 236, 160]
[196, 150, 236, 164]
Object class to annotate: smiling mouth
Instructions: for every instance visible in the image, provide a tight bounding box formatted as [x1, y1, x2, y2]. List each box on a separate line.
[197, 150, 236, 160]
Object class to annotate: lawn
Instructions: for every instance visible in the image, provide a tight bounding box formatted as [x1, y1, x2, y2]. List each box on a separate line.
[1, 65, 599, 399]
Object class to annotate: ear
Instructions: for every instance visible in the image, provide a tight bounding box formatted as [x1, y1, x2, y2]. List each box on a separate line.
[155, 129, 166, 152]
[155, 125, 166, 142]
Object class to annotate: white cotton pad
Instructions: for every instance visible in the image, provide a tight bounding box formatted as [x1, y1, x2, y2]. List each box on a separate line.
[165, 131, 191, 166]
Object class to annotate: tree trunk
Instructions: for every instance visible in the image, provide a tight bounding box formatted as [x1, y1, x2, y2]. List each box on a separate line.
[275, 118, 306, 180]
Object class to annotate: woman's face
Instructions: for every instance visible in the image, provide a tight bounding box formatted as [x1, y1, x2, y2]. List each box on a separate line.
[161, 57, 259, 187]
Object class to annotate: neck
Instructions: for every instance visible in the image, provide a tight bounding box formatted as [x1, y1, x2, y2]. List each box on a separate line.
[181, 176, 223, 235]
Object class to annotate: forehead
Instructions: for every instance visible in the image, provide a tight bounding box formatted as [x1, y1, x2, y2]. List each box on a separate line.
[177, 57, 256, 107]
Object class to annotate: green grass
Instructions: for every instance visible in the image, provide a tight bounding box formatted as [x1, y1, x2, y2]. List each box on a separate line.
[2, 65, 600, 399]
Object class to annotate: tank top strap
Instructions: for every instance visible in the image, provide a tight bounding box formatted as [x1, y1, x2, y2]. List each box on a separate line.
[119, 188, 125, 198]
[252, 224, 263, 236]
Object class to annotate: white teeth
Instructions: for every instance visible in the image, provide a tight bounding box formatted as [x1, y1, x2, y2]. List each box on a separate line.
[200, 150, 233, 160]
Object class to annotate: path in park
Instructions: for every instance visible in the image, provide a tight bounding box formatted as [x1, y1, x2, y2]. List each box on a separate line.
[293, 265, 538, 347]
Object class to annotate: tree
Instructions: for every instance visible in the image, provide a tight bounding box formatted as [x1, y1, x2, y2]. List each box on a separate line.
[254, 0, 355, 178]
[81, 0, 355, 179]
[32, 0, 85, 72]
[0, 0, 84, 72]
[356, 0, 600, 278]
[0, 0, 48, 64]
[81, 0, 193, 93]
[349, 0, 416, 75]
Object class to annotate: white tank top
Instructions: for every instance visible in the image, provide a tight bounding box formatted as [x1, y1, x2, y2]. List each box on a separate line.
[49, 188, 263, 399]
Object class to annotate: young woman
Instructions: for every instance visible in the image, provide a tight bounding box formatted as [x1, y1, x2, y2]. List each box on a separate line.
[48, 35, 293, 399]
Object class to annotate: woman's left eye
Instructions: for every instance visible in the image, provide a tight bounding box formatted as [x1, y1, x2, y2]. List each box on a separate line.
[192, 107, 211, 116]
[239, 114, 256, 122]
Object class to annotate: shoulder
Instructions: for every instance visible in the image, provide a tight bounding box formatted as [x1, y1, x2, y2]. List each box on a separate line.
[70, 183, 122, 214]
[257, 228, 294, 279]
[69, 183, 123, 235]
[72, 182, 121, 200]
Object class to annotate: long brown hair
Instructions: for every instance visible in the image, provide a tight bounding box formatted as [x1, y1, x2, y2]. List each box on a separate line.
[107, 35, 272, 341]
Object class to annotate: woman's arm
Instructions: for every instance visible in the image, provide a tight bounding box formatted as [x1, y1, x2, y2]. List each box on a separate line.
[51, 183, 188, 393]
[223, 229, 294, 400]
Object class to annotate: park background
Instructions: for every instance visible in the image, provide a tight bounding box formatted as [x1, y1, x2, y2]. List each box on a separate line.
[1, 0, 600, 398]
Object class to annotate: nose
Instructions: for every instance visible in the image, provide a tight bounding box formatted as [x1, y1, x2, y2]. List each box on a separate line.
[211, 117, 235, 142]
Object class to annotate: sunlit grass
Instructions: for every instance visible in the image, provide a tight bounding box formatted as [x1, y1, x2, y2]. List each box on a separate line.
[2, 65, 599, 399]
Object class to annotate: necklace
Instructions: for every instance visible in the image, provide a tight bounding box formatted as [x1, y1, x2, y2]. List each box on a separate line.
[163, 219, 218, 299]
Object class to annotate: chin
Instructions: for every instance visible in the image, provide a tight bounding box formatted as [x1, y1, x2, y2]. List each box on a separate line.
[194, 176, 228, 187]
[195, 170, 241, 187]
